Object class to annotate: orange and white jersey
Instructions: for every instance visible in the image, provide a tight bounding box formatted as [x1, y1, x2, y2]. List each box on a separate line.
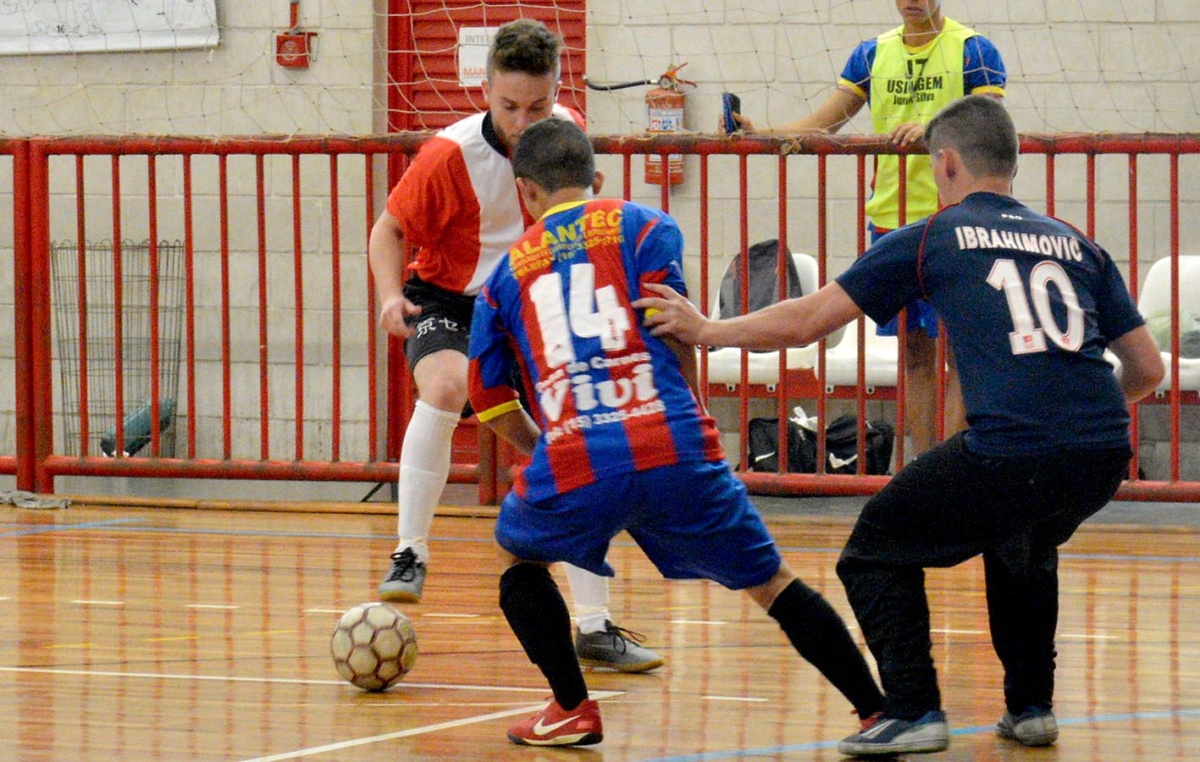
[386, 104, 586, 296]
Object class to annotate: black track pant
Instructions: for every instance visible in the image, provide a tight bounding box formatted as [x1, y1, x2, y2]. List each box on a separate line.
[837, 433, 1131, 718]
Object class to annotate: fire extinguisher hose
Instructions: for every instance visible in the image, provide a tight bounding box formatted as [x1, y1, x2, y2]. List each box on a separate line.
[583, 76, 655, 91]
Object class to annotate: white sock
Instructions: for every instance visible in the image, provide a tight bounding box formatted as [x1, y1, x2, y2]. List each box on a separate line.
[395, 400, 459, 563]
[565, 563, 611, 634]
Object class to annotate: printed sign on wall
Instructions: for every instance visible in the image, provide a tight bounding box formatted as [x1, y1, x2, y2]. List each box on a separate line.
[0, 0, 219, 55]
[457, 27, 496, 88]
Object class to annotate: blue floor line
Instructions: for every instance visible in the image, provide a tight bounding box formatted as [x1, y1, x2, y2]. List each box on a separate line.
[638, 707, 1200, 761]
[0, 516, 146, 538]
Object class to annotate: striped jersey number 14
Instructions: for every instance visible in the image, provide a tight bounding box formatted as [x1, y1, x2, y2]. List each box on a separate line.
[529, 263, 632, 369]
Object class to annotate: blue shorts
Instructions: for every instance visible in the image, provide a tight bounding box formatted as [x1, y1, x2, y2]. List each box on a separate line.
[495, 460, 781, 591]
[870, 223, 940, 339]
[877, 299, 940, 338]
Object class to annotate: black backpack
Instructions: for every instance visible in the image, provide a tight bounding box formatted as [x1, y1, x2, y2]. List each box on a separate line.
[747, 413, 895, 475]
[716, 239, 803, 319]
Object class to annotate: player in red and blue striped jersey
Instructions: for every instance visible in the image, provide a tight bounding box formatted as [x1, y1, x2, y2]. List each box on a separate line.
[469, 118, 885, 747]
[469, 191, 723, 504]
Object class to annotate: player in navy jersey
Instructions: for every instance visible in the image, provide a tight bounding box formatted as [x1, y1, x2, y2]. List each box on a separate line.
[468, 117, 885, 747]
[640, 95, 1164, 756]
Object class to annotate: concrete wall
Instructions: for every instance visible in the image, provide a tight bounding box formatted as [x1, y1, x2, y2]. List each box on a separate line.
[586, 0, 1200, 283]
[0, 0, 1196, 498]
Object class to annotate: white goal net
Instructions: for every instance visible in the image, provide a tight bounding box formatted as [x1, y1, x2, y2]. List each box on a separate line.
[0, 1, 1194, 137]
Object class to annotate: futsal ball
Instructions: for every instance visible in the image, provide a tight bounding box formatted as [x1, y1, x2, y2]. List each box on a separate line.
[330, 602, 418, 691]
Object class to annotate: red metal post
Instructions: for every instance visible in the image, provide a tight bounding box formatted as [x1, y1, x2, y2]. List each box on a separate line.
[28, 141, 55, 492]
[256, 155, 271, 459]
[11, 141, 34, 489]
[365, 154, 379, 463]
[736, 154, 750, 472]
[330, 154, 343, 461]
[219, 155, 233, 459]
[75, 157, 91, 457]
[147, 156, 163, 457]
[697, 153, 710, 408]
[111, 157, 127, 457]
[1168, 154, 1181, 481]
[1045, 154, 1056, 217]
[183, 155, 198, 459]
[1126, 153, 1141, 479]
[815, 153, 830, 467]
[292, 153, 306, 460]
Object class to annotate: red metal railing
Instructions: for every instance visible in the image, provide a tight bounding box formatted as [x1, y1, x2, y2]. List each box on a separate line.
[5, 133, 1200, 502]
[594, 133, 1200, 501]
[22, 136, 434, 492]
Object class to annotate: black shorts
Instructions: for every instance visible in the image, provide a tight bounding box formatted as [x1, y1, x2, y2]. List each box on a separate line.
[841, 432, 1132, 570]
[402, 275, 476, 370]
[403, 275, 530, 418]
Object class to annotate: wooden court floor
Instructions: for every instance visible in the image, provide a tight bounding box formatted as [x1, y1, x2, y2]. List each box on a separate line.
[1, 500, 1198, 761]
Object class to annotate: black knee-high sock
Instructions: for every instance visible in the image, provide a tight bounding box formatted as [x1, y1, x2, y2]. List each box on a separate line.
[499, 563, 588, 710]
[768, 578, 885, 717]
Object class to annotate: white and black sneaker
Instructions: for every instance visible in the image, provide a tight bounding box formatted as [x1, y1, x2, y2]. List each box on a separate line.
[838, 709, 949, 757]
[574, 621, 663, 673]
[377, 548, 426, 603]
[997, 706, 1058, 746]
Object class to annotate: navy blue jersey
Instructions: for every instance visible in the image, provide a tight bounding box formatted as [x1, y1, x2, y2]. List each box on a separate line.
[836, 192, 1143, 456]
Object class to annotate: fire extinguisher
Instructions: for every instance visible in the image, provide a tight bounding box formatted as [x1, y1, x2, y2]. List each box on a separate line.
[644, 63, 693, 186]
[584, 63, 696, 187]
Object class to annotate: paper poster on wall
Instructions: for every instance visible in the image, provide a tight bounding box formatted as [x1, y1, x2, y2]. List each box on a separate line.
[457, 27, 496, 87]
[0, 0, 219, 55]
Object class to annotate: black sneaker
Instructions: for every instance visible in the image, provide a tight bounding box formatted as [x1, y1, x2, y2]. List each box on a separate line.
[377, 548, 426, 603]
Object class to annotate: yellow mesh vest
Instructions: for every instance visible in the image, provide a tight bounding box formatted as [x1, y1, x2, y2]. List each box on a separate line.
[864, 18, 973, 229]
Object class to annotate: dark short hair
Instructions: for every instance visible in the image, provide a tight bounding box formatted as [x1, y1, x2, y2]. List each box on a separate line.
[486, 19, 562, 80]
[512, 119, 595, 192]
[926, 94, 1019, 178]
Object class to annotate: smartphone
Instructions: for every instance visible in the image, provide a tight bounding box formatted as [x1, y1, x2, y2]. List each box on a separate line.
[721, 92, 741, 134]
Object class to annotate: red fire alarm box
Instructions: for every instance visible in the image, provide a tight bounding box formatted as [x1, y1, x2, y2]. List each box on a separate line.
[276, 31, 317, 68]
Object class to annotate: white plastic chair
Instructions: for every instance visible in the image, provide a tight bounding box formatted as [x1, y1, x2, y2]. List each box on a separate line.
[1137, 255, 1200, 392]
[822, 314, 899, 393]
[706, 252, 831, 388]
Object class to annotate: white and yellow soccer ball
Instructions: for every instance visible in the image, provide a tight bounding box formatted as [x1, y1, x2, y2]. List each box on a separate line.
[330, 602, 418, 691]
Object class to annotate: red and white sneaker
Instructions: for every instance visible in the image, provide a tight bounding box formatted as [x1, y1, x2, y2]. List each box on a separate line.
[507, 698, 603, 746]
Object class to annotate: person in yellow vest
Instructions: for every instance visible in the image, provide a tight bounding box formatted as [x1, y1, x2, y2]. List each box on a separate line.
[731, 0, 1007, 456]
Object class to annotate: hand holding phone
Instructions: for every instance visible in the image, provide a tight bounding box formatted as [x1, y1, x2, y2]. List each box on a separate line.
[721, 92, 741, 134]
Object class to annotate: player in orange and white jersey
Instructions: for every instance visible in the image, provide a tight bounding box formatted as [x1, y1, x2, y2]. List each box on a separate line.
[367, 18, 662, 673]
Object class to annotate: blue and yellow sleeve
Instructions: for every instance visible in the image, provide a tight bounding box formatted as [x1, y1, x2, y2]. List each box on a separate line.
[964, 35, 1007, 96]
[838, 39, 876, 103]
[466, 286, 523, 424]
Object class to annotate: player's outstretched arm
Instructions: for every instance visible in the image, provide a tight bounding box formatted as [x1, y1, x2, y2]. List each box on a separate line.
[636, 281, 861, 351]
[729, 88, 864, 135]
[1108, 324, 1166, 403]
[764, 88, 865, 135]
